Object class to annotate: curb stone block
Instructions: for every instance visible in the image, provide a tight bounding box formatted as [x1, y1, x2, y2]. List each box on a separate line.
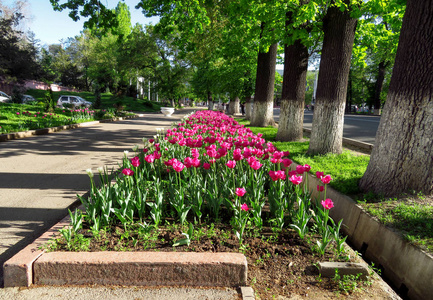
[318, 262, 369, 280]
[3, 214, 71, 287]
[34, 252, 248, 287]
[289, 161, 433, 300]
[239, 286, 255, 300]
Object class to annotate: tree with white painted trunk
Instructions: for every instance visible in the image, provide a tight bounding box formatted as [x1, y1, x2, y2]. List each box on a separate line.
[228, 97, 240, 115]
[359, 0, 433, 196]
[250, 42, 277, 127]
[276, 39, 309, 141]
[307, 0, 358, 155]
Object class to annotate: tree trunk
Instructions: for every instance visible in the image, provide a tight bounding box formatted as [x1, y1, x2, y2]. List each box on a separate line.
[228, 96, 240, 115]
[250, 43, 277, 127]
[245, 96, 252, 120]
[346, 70, 353, 113]
[372, 60, 387, 115]
[207, 91, 214, 110]
[276, 39, 309, 141]
[359, 0, 433, 196]
[307, 1, 357, 155]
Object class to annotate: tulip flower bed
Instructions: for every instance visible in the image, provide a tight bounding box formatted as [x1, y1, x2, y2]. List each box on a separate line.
[47, 110, 379, 298]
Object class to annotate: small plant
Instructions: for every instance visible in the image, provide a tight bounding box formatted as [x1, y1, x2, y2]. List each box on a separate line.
[333, 269, 365, 294]
[173, 223, 194, 247]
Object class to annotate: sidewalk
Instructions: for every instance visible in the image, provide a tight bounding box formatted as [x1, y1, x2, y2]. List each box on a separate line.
[0, 108, 241, 299]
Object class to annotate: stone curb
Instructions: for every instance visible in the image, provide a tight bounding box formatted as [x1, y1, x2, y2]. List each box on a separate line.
[318, 262, 369, 280]
[33, 252, 247, 287]
[239, 286, 255, 300]
[3, 213, 72, 287]
[302, 128, 374, 153]
[3, 211, 248, 291]
[0, 115, 138, 143]
[293, 163, 432, 300]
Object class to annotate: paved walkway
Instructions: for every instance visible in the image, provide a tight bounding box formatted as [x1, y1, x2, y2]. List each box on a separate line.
[0, 108, 239, 299]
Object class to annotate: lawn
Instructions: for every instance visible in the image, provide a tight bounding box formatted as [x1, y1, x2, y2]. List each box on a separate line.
[236, 119, 370, 195]
[25, 89, 164, 112]
[0, 89, 163, 134]
[237, 118, 433, 254]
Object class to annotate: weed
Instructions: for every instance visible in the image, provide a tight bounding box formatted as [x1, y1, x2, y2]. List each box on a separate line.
[333, 269, 365, 294]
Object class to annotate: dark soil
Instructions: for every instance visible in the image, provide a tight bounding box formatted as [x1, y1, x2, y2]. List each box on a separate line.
[50, 221, 398, 299]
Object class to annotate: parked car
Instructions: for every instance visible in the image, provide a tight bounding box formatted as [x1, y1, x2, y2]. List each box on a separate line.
[21, 94, 37, 103]
[57, 95, 92, 108]
[0, 91, 11, 103]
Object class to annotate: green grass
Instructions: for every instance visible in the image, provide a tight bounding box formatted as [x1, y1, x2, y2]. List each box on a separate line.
[237, 118, 433, 255]
[360, 196, 433, 253]
[237, 119, 370, 195]
[0, 89, 163, 134]
[25, 89, 163, 112]
[0, 102, 98, 133]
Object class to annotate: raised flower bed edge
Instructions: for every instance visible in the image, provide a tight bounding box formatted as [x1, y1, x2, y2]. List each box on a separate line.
[295, 162, 433, 300]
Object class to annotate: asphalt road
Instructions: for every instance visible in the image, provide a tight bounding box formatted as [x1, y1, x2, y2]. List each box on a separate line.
[273, 109, 381, 144]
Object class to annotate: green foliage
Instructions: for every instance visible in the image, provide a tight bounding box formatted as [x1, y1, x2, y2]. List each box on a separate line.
[361, 197, 433, 252]
[333, 269, 366, 294]
[243, 122, 369, 195]
[0, 9, 39, 81]
[0, 90, 163, 134]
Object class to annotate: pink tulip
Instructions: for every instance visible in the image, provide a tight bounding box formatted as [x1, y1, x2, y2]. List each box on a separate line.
[321, 175, 333, 184]
[321, 198, 334, 210]
[122, 168, 134, 176]
[282, 158, 293, 167]
[250, 160, 262, 170]
[303, 164, 311, 172]
[153, 151, 161, 159]
[191, 148, 200, 159]
[317, 185, 324, 192]
[233, 149, 242, 161]
[288, 170, 297, 177]
[296, 165, 305, 174]
[316, 171, 324, 179]
[203, 163, 211, 170]
[145, 154, 155, 163]
[184, 157, 193, 168]
[236, 188, 246, 197]
[192, 158, 201, 168]
[273, 151, 283, 160]
[226, 160, 236, 168]
[289, 175, 303, 185]
[172, 160, 185, 172]
[131, 156, 140, 167]
[269, 170, 286, 181]
[241, 203, 249, 211]
[206, 149, 217, 158]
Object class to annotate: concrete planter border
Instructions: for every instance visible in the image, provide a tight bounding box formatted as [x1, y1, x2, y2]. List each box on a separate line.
[297, 163, 433, 300]
[3, 211, 247, 289]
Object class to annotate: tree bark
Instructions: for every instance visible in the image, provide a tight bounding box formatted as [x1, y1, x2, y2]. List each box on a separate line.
[276, 39, 309, 141]
[228, 96, 240, 115]
[245, 96, 252, 120]
[307, 1, 357, 155]
[207, 91, 214, 110]
[372, 60, 388, 115]
[359, 0, 433, 196]
[250, 42, 277, 127]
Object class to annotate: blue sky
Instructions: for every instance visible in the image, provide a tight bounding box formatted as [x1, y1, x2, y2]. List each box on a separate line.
[8, 0, 159, 45]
